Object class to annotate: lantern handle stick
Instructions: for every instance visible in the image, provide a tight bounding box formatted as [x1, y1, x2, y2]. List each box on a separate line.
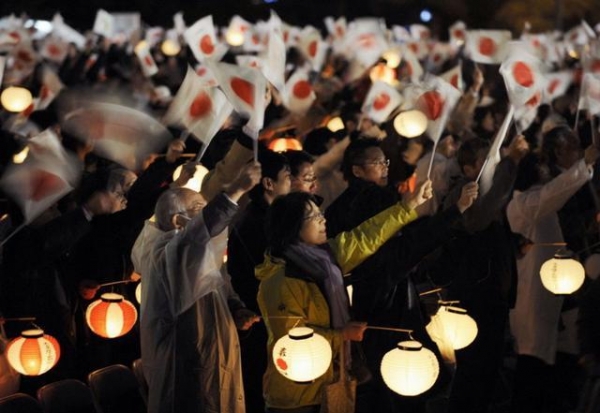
[0, 223, 26, 247]
[426, 140, 439, 180]
[195, 143, 209, 164]
[533, 242, 567, 247]
[576, 239, 600, 255]
[1, 317, 36, 322]
[438, 300, 461, 306]
[253, 138, 259, 163]
[366, 326, 413, 334]
[419, 287, 442, 297]
[98, 280, 136, 288]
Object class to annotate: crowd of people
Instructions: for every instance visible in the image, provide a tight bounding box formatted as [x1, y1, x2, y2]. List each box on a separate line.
[0, 10, 600, 413]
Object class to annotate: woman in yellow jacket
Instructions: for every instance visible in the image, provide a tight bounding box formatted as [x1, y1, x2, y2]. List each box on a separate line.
[256, 181, 432, 413]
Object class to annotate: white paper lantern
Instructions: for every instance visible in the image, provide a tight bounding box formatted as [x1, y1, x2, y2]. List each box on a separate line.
[225, 29, 245, 47]
[272, 327, 332, 383]
[326, 116, 345, 132]
[383, 49, 402, 69]
[369, 63, 397, 85]
[1, 87, 33, 113]
[427, 306, 478, 350]
[161, 39, 181, 56]
[12, 146, 29, 164]
[380, 340, 439, 396]
[540, 250, 585, 295]
[6, 329, 60, 376]
[393, 110, 428, 138]
[172, 164, 209, 193]
[135, 282, 142, 305]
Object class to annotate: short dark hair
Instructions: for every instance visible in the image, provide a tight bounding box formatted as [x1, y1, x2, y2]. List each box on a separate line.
[249, 149, 290, 202]
[541, 126, 579, 166]
[266, 192, 316, 258]
[283, 150, 314, 177]
[457, 138, 489, 171]
[341, 137, 381, 181]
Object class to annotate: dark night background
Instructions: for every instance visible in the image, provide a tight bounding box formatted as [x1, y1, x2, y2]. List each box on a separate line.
[1, 0, 599, 38]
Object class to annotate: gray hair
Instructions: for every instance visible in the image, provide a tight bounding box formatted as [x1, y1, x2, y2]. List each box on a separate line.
[154, 188, 194, 231]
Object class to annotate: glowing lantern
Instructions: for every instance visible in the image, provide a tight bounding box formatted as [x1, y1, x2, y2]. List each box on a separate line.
[86, 293, 138, 338]
[326, 116, 345, 132]
[225, 29, 245, 47]
[134, 41, 149, 55]
[393, 110, 428, 138]
[6, 329, 60, 376]
[135, 283, 142, 305]
[1, 87, 33, 113]
[172, 164, 209, 193]
[13, 146, 29, 164]
[427, 305, 478, 350]
[268, 137, 303, 153]
[161, 39, 181, 56]
[272, 327, 332, 383]
[383, 50, 402, 69]
[380, 340, 439, 396]
[540, 250, 585, 295]
[369, 63, 397, 85]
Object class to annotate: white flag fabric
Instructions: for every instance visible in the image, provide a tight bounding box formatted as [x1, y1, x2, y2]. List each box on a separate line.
[344, 18, 389, 67]
[478, 105, 515, 196]
[297, 27, 327, 72]
[500, 45, 546, 108]
[410, 24, 431, 41]
[0, 55, 5, 87]
[173, 12, 186, 35]
[93, 9, 115, 39]
[465, 30, 512, 64]
[449, 21, 467, 46]
[415, 75, 462, 144]
[324, 16, 347, 48]
[135, 42, 158, 77]
[236, 55, 263, 69]
[282, 68, 315, 115]
[543, 71, 573, 104]
[184, 15, 227, 63]
[62, 102, 172, 170]
[400, 45, 424, 84]
[260, 11, 286, 92]
[194, 64, 219, 87]
[0, 129, 80, 223]
[392, 25, 411, 43]
[440, 63, 463, 91]
[361, 81, 403, 124]
[35, 66, 64, 111]
[145, 27, 165, 48]
[52, 15, 86, 49]
[579, 73, 600, 116]
[514, 102, 538, 133]
[205, 60, 266, 135]
[40, 37, 68, 63]
[163, 66, 233, 146]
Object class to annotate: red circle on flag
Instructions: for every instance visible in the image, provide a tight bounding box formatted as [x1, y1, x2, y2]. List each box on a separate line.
[8, 31, 20, 42]
[373, 93, 391, 111]
[28, 170, 65, 201]
[144, 55, 153, 67]
[48, 44, 61, 57]
[230, 77, 255, 107]
[200, 35, 215, 55]
[196, 67, 207, 76]
[478, 37, 496, 57]
[308, 40, 317, 58]
[417, 91, 444, 121]
[513, 62, 534, 87]
[189, 92, 212, 118]
[591, 60, 600, 73]
[526, 92, 541, 107]
[453, 29, 465, 40]
[293, 80, 312, 99]
[548, 79, 560, 94]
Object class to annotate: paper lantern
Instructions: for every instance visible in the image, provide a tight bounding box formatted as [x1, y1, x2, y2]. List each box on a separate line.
[380, 340, 439, 396]
[1, 87, 33, 113]
[135, 283, 142, 305]
[427, 305, 478, 350]
[540, 250, 585, 295]
[161, 39, 181, 56]
[12, 146, 29, 164]
[326, 116, 345, 132]
[134, 41, 149, 54]
[369, 63, 397, 85]
[268, 137, 303, 153]
[172, 164, 209, 193]
[86, 293, 138, 338]
[393, 110, 428, 138]
[383, 50, 402, 69]
[272, 327, 332, 383]
[6, 329, 60, 376]
[225, 29, 245, 47]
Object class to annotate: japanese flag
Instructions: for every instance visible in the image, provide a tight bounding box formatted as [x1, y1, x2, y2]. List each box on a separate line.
[297, 27, 327, 72]
[93, 9, 115, 39]
[514, 102, 538, 133]
[344, 18, 388, 67]
[40, 37, 68, 63]
[0, 129, 80, 224]
[194, 64, 219, 87]
[4, 44, 37, 85]
[414, 75, 462, 144]
[399, 45, 424, 84]
[440, 63, 463, 91]
[478, 105, 515, 196]
[260, 11, 286, 92]
[521, 33, 549, 59]
[52, 15, 86, 50]
[134, 42, 158, 77]
[465, 30, 512, 64]
[324, 16, 347, 41]
[283, 68, 315, 115]
[36, 66, 64, 111]
[163, 67, 233, 146]
[205, 60, 267, 135]
[145, 27, 164, 48]
[236, 55, 263, 69]
[173, 12, 186, 35]
[0, 29, 25, 51]
[565, 21, 596, 46]
[410, 24, 431, 41]
[361, 81, 403, 124]
[427, 42, 453, 72]
[392, 25, 411, 43]
[184, 15, 228, 62]
[543, 71, 573, 104]
[500, 46, 546, 108]
[243, 25, 268, 53]
[449, 21, 467, 46]
[578, 73, 600, 116]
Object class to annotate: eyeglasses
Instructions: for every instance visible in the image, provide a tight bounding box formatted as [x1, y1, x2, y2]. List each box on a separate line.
[303, 211, 325, 222]
[361, 159, 390, 168]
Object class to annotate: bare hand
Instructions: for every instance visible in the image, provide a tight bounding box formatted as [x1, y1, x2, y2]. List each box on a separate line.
[584, 144, 600, 166]
[84, 191, 124, 216]
[507, 135, 529, 164]
[226, 162, 262, 202]
[342, 321, 367, 342]
[234, 309, 260, 331]
[78, 279, 100, 300]
[166, 139, 186, 164]
[405, 179, 433, 210]
[472, 65, 484, 93]
[173, 162, 198, 188]
[457, 182, 479, 213]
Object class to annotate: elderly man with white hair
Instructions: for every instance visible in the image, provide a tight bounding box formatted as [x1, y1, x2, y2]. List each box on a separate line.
[132, 161, 262, 413]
